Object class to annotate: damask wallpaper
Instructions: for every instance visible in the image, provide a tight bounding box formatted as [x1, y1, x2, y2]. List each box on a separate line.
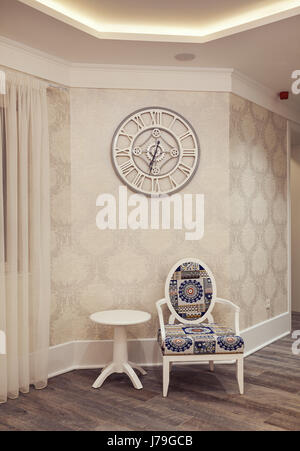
[47, 87, 73, 345]
[229, 95, 287, 329]
[49, 88, 231, 345]
[47, 87, 288, 346]
[291, 145, 300, 313]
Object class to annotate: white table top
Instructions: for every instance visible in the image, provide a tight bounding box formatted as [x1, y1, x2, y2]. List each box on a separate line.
[90, 309, 151, 326]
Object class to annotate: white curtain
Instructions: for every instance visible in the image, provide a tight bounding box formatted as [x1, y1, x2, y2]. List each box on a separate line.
[0, 70, 51, 403]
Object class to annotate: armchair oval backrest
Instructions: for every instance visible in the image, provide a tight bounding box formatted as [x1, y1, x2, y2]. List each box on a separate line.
[165, 258, 217, 324]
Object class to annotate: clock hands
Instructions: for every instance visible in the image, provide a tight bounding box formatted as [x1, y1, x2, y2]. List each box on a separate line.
[149, 140, 160, 174]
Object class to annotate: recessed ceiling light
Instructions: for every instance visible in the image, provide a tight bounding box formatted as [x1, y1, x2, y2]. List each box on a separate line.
[175, 53, 196, 62]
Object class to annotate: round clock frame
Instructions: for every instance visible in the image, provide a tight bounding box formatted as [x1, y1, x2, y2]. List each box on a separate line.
[111, 106, 200, 196]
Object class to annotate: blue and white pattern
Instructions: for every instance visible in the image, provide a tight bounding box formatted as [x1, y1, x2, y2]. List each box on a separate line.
[179, 280, 203, 303]
[181, 326, 214, 335]
[169, 280, 178, 309]
[158, 323, 244, 355]
[168, 261, 214, 320]
[217, 336, 244, 352]
[194, 337, 216, 354]
[165, 336, 193, 353]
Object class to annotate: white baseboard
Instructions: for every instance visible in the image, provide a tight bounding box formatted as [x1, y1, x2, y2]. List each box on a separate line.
[242, 312, 291, 357]
[48, 312, 291, 378]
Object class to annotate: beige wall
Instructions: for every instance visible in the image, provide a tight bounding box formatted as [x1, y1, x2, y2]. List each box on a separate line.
[48, 87, 72, 344]
[48, 87, 288, 346]
[229, 95, 288, 328]
[291, 144, 300, 313]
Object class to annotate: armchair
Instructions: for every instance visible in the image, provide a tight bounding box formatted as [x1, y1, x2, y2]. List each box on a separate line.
[156, 258, 244, 397]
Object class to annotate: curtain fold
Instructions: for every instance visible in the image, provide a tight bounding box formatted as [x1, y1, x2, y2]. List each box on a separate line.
[0, 70, 50, 403]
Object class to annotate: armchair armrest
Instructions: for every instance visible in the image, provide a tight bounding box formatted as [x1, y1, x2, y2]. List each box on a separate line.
[156, 298, 167, 342]
[215, 297, 240, 335]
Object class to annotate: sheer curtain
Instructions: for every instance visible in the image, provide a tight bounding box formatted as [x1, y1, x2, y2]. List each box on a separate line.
[0, 70, 51, 403]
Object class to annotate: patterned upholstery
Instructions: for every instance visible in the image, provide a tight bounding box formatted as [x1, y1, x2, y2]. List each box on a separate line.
[168, 261, 213, 321]
[158, 323, 244, 355]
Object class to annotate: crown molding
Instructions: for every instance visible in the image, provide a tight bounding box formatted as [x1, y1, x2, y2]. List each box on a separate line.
[232, 70, 300, 123]
[0, 35, 300, 123]
[0, 35, 70, 86]
[70, 63, 233, 92]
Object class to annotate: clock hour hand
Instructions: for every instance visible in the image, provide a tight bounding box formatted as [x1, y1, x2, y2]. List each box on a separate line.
[149, 140, 160, 174]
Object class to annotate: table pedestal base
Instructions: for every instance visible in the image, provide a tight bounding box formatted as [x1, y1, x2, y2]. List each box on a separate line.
[92, 325, 146, 390]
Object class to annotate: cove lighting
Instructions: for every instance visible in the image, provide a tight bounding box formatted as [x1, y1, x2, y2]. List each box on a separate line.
[18, 0, 300, 42]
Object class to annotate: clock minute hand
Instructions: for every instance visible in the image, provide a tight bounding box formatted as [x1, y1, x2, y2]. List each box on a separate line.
[149, 140, 160, 174]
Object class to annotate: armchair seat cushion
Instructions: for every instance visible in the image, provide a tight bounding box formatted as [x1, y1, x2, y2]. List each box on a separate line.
[158, 323, 244, 355]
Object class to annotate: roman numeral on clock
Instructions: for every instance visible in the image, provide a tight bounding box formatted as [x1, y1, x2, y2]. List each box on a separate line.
[182, 149, 196, 157]
[168, 116, 177, 130]
[168, 175, 178, 189]
[119, 128, 134, 143]
[150, 110, 162, 126]
[119, 160, 135, 176]
[178, 163, 193, 177]
[179, 131, 193, 142]
[131, 114, 146, 130]
[151, 177, 161, 193]
[115, 147, 130, 157]
[132, 172, 145, 189]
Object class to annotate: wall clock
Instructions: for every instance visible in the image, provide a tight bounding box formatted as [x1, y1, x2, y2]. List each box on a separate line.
[112, 107, 200, 196]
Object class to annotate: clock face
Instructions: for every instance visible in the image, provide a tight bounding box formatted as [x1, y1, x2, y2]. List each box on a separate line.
[112, 107, 200, 195]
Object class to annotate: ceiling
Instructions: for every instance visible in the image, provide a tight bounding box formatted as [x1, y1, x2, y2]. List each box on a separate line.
[0, 0, 300, 107]
[15, 0, 300, 42]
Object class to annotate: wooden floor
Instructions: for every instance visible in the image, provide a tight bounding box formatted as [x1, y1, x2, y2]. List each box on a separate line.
[0, 313, 300, 431]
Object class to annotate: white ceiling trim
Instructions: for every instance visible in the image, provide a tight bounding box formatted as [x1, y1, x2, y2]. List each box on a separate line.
[0, 35, 299, 123]
[0, 35, 70, 85]
[232, 70, 300, 125]
[70, 63, 233, 92]
[17, 0, 300, 43]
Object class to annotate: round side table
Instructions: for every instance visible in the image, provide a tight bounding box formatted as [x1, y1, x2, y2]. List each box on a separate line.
[90, 309, 151, 390]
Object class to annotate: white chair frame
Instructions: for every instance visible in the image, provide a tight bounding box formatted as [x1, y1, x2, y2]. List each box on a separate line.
[156, 259, 244, 397]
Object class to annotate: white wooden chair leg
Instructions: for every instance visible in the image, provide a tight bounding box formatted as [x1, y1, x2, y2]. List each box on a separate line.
[163, 358, 170, 397]
[236, 357, 244, 394]
[209, 361, 214, 372]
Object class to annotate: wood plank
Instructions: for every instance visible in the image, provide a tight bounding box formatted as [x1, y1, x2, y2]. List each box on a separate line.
[0, 312, 299, 431]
